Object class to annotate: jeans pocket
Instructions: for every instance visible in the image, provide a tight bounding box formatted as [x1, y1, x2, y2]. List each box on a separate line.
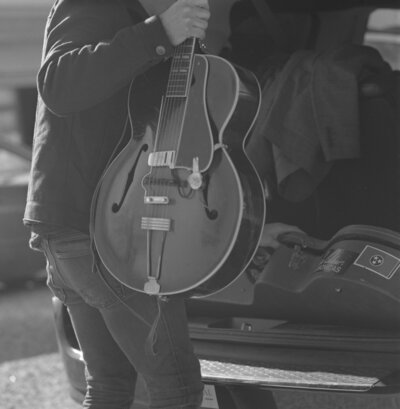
[47, 231, 127, 309]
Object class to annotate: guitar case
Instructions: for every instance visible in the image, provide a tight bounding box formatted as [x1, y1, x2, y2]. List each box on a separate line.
[196, 225, 400, 330]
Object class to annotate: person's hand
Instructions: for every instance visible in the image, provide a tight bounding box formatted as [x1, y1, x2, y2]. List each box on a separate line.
[159, 0, 210, 46]
[259, 223, 304, 250]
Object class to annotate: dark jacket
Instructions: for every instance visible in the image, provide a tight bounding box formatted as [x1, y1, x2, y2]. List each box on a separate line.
[24, 0, 174, 233]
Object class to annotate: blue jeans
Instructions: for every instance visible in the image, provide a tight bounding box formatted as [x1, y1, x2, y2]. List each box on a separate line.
[33, 230, 203, 409]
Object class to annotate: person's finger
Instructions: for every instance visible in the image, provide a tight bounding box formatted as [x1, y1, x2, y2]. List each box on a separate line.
[191, 27, 206, 39]
[188, 0, 209, 9]
[191, 18, 208, 30]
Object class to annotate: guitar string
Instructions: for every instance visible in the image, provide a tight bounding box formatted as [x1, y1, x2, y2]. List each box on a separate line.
[165, 38, 196, 221]
[160, 41, 185, 232]
[146, 40, 181, 282]
[151, 40, 183, 217]
[147, 38, 196, 285]
[146, 50, 176, 279]
[160, 39, 191, 216]
[160, 42, 182, 218]
[162, 39, 192, 286]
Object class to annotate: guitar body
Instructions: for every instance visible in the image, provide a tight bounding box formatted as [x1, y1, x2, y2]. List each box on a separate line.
[93, 52, 265, 296]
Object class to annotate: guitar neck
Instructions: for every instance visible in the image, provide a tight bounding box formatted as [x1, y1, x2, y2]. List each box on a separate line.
[166, 37, 197, 98]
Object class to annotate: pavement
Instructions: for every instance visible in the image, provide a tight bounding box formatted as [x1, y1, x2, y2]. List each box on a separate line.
[0, 282, 81, 409]
[0, 353, 81, 409]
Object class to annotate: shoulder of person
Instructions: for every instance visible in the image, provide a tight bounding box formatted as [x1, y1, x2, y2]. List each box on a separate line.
[47, 0, 138, 35]
[49, 0, 134, 21]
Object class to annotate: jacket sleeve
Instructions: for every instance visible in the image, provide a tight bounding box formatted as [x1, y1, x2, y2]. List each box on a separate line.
[37, 0, 173, 116]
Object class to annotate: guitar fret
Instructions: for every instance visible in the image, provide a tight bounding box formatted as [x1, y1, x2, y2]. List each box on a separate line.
[166, 94, 187, 97]
[173, 63, 189, 67]
[166, 38, 195, 98]
[168, 80, 187, 83]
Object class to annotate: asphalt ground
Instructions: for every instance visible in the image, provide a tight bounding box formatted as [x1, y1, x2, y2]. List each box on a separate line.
[0, 282, 81, 409]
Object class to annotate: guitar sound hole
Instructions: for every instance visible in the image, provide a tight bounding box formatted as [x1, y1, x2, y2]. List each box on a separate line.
[206, 209, 218, 220]
[112, 144, 148, 213]
[201, 174, 218, 220]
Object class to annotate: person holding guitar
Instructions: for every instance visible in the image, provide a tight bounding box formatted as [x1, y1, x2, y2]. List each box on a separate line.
[24, 0, 301, 408]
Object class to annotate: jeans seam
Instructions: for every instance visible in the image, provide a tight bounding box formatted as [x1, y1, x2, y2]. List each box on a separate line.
[158, 302, 203, 407]
[160, 309, 187, 391]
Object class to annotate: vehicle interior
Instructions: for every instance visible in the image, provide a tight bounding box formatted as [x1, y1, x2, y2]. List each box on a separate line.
[52, 0, 400, 408]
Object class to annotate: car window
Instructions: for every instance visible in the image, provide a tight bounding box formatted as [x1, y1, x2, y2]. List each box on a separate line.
[0, 148, 30, 185]
[364, 9, 400, 70]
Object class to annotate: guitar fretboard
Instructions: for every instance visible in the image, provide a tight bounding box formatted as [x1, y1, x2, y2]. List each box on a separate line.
[166, 38, 196, 98]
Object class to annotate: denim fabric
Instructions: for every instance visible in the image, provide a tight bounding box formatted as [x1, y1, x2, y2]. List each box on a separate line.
[37, 230, 203, 409]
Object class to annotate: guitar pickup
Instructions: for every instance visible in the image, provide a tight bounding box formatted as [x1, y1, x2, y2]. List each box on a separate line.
[144, 196, 169, 204]
[148, 150, 176, 168]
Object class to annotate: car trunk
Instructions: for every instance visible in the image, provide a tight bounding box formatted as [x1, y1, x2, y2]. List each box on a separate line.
[180, 223, 400, 408]
[185, 17, 400, 396]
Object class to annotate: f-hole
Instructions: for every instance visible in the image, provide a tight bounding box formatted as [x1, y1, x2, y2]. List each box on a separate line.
[112, 144, 148, 213]
[202, 174, 218, 220]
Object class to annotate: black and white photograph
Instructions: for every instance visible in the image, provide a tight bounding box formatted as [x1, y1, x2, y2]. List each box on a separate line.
[0, 1, 399, 408]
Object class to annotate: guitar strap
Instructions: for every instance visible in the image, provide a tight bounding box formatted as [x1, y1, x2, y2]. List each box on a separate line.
[250, 0, 287, 50]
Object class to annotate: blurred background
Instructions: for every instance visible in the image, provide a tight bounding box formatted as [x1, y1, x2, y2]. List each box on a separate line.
[0, 1, 80, 408]
[0, 2, 399, 409]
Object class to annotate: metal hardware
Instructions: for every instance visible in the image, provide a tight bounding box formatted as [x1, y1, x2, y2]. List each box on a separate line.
[148, 151, 175, 168]
[144, 196, 169, 205]
[144, 277, 161, 295]
[141, 217, 171, 231]
[200, 359, 380, 391]
[188, 157, 203, 190]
